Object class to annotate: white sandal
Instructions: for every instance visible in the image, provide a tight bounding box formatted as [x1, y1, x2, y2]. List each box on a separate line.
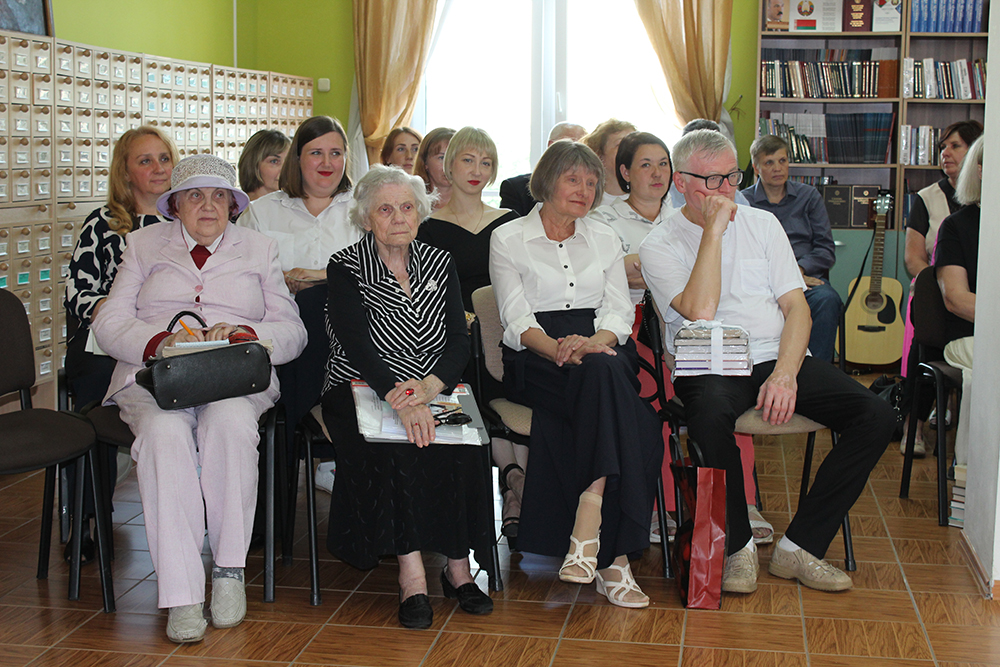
[559, 534, 599, 584]
[596, 562, 649, 608]
[649, 510, 677, 544]
[748, 505, 774, 545]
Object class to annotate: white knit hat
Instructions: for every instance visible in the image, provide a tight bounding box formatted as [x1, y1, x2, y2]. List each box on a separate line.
[155, 154, 250, 219]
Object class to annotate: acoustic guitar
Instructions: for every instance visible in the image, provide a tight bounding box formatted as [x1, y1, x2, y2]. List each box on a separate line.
[841, 193, 904, 365]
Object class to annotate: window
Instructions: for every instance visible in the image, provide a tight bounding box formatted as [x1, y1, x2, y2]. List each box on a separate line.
[415, 0, 680, 200]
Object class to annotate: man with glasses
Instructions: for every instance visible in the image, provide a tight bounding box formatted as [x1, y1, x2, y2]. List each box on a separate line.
[745, 134, 842, 363]
[639, 129, 894, 595]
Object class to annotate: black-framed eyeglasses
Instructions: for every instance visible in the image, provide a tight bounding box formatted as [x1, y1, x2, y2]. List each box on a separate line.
[677, 170, 744, 190]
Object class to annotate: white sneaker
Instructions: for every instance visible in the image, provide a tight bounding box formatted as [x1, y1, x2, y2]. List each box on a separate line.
[314, 461, 336, 494]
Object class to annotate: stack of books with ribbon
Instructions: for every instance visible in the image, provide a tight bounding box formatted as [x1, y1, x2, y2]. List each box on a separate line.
[673, 322, 752, 377]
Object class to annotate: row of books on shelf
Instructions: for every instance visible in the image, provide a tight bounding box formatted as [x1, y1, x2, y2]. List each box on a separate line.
[901, 58, 987, 100]
[899, 124, 944, 165]
[759, 111, 895, 164]
[949, 464, 966, 529]
[764, 0, 901, 32]
[761, 47, 899, 61]
[760, 59, 899, 99]
[789, 175, 836, 186]
[911, 0, 985, 32]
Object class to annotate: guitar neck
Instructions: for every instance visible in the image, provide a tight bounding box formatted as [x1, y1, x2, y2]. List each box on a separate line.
[870, 215, 885, 295]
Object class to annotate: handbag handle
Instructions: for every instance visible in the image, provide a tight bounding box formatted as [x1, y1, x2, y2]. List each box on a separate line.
[167, 311, 208, 332]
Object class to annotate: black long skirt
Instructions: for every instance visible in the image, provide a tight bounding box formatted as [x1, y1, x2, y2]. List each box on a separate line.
[503, 309, 663, 569]
[322, 383, 493, 571]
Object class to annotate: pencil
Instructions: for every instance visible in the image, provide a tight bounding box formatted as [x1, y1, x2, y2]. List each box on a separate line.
[179, 319, 196, 337]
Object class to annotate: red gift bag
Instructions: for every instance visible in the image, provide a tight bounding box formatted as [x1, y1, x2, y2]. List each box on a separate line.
[670, 462, 727, 609]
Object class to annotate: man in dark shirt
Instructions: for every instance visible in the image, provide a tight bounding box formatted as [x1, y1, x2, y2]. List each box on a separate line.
[746, 135, 842, 362]
[499, 122, 587, 216]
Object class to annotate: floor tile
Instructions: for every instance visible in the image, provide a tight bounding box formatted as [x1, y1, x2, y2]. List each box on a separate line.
[927, 624, 1000, 663]
[554, 639, 680, 665]
[809, 657, 934, 666]
[23, 649, 164, 666]
[174, 619, 321, 662]
[55, 611, 175, 655]
[0, 645, 45, 667]
[801, 589, 919, 623]
[161, 658, 289, 667]
[804, 618, 933, 660]
[680, 646, 807, 666]
[845, 561, 908, 591]
[492, 570, 578, 604]
[684, 611, 804, 652]
[893, 538, 967, 565]
[442, 599, 571, 637]
[295, 625, 435, 666]
[912, 592, 1000, 626]
[903, 563, 981, 594]
[0, 605, 96, 647]
[425, 633, 557, 667]
[562, 604, 683, 644]
[718, 583, 801, 616]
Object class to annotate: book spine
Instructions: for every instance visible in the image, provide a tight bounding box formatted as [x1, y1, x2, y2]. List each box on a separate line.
[973, 0, 983, 31]
[956, 59, 972, 99]
[944, 0, 955, 31]
[929, 0, 940, 31]
[902, 57, 914, 98]
[955, 0, 966, 31]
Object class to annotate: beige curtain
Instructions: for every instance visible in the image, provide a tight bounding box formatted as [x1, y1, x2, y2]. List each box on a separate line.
[354, 0, 439, 165]
[634, 0, 733, 125]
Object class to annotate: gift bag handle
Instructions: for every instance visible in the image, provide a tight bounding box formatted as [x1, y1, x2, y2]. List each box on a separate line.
[167, 311, 208, 332]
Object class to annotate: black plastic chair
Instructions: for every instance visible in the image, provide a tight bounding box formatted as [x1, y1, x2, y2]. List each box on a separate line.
[0, 288, 114, 612]
[899, 266, 960, 525]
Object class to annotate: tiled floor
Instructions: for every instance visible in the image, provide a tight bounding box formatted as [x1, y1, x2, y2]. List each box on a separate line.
[1, 411, 998, 666]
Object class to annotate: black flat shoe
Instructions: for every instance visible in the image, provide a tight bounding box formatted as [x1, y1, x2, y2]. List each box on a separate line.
[441, 568, 493, 615]
[398, 592, 433, 629]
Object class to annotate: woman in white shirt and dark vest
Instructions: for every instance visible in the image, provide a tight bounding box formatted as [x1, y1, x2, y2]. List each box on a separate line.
[489, 140, 663, 608]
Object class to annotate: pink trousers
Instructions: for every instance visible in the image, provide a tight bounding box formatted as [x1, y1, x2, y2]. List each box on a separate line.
[113, 382, 277, 608]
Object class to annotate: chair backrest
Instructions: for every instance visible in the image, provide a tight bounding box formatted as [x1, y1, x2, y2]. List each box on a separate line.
[0, 289, 36, 397]
[910, 266, 950, 351]
[471, 286, 504, 383]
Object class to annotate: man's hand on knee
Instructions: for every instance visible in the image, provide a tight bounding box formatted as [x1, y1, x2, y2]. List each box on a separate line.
[756, 371, 797, 425]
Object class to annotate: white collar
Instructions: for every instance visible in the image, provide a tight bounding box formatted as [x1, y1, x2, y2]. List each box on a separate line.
[181, 225, 224, 253]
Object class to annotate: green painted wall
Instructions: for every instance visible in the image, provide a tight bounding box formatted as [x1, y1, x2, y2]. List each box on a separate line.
[252, 0, 354, 122]
[50, 0, 236, 66]
[728, 0, 760, 161]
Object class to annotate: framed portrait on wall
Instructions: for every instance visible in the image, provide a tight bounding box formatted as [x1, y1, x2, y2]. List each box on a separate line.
[0, 0, 54, 37]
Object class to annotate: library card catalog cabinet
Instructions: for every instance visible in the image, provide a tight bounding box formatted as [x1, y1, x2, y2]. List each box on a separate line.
[0, 29, 312, 408]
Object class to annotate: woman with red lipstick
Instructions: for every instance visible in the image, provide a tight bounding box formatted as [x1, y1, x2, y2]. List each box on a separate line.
[380, 126, 423, 175]
[589, 132, 675, 307]
[63, 125, 178, 561]
[240, 116, 362, 490]
[414, 127, 455, 208]
[417, 127, 522, 541]
[489, 140, 662, 608]
[900, 119, 982, 455]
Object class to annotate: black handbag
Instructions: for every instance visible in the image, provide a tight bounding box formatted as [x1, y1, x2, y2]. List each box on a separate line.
[870, 374, 907, 441]
[135, 311, 272, 410]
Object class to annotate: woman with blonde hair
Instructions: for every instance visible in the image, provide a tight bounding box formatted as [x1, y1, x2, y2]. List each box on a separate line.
[380, 126, 423, 174]
[416, 126, 523, 539]
[413, 126, 455, 208]
[63, 124, 177, 560]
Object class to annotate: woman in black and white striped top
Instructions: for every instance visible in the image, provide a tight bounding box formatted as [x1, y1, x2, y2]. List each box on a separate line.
[321, 165, 492, 630]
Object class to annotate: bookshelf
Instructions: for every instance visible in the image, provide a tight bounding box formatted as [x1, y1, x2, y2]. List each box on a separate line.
[753, 0, 989, 298]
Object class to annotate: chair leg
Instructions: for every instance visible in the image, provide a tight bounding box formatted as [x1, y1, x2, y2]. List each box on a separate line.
[87, 449, 116, 612]
[38, 466, 57, 579]
[798, 432, 816, 507]
[656, 471, 671, 579]
[283, 426, 302, 560]
[933, 372, 950, 527]
[841, 513, 856, 572]
[58, 464, 71, 545]
[68, 457, 86, 601]
[899, 376, 925, 499]
[752, 463, 762, 511]
[264, 408, 276, 603]
[482, 445, 504, 593]
[304, 434, 322, 606]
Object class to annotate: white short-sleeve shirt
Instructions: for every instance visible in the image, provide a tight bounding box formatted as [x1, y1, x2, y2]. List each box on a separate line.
[489, 207, 634, 351]
[238, 190, 361, 272]
[639, 205, 806, 363]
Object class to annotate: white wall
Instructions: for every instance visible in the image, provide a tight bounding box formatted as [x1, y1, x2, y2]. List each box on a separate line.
[964, 6, 1000, 587]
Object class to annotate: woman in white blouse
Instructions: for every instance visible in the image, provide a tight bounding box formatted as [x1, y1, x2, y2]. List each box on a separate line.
[239, 116, 362, 489]
[489, 140, 663, 608]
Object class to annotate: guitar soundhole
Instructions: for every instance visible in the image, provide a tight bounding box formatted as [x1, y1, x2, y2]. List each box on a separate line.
[864, 293, 885, 311]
